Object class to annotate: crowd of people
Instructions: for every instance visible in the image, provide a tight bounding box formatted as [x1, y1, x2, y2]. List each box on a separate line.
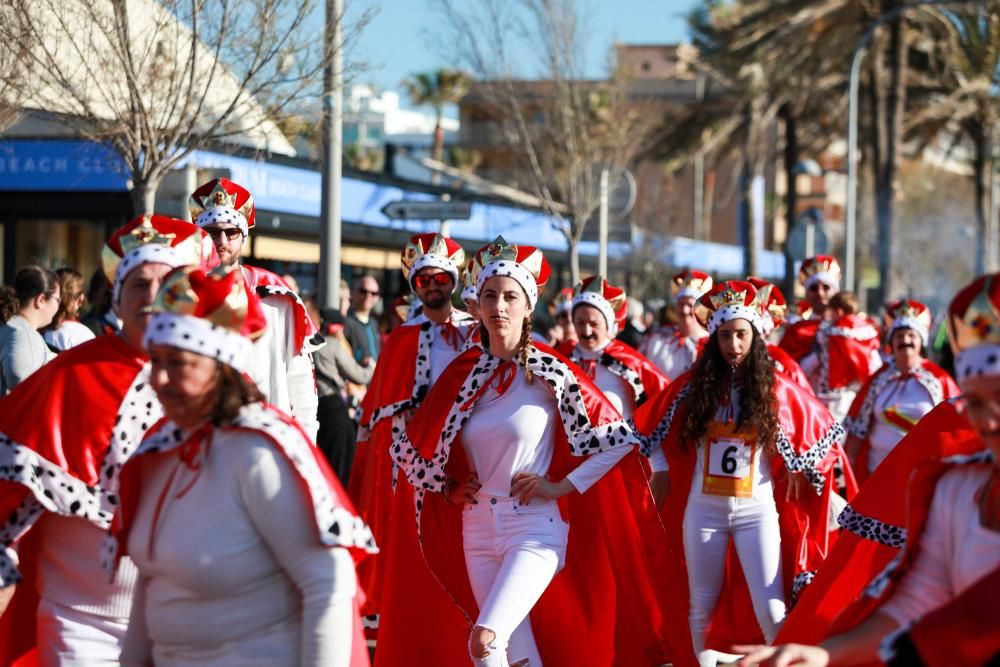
[0, 174, 995, 667]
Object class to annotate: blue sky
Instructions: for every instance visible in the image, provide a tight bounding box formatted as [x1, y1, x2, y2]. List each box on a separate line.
[348, 0, 699, 107]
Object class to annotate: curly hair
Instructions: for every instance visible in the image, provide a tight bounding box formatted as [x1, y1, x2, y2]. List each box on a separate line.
[680, 329, 780, 454]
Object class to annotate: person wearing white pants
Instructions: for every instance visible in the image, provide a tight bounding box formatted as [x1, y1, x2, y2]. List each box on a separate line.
[638, 280, 845, 667]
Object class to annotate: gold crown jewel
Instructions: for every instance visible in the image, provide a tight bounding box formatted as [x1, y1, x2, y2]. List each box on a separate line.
[486, 236, 517, 261]
[205, 183, 237, 209]
[713, 287, 747, 309]
[119, 217, 177, 254]
[897, 303, 920, 320]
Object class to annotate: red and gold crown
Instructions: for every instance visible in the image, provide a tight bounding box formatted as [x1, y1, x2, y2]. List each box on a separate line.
[144, 265, 267, 373]
[699, 280, 764, 335]
[460, 258, 479, 303]
[947, 274, 1000, 381]
[799, 254, 842, 289]
[473, 236, 551, 308]
[103, 215, 216, 300]
[572, 276, 627, 333]
[189, 178, 256, 232]
[671, 269, 713, 301]
[885, 298, 932, 345]
[400, 233, 466, 291]
[748, 277, 788, 331]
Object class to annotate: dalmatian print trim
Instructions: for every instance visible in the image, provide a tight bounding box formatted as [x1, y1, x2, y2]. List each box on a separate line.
[862, 449, 994, 600]
[637, 384, 693, 457]
[112, 244, 186, 302]
[790, 569, 817, 606]
[837, 504, 907, 548]
[843, 362, 944, 440]
[955, 344, 1000, 382]
[365, 321, 435, 431]
[0, 498, 43, 586]
[98, 365, 162, 503]
[103, 402, 377, 574]
[476, 261, 539, 308]
[568, 347, 647, 406]
[194, 205, 249, 236]
[708, 305, 764, 336]
[144, 313, 254, 373]
[256, 285, 324, 354]
[775, 420, 845, 494]
[391, 344, 641, 494]
[363, 614, 380, 630]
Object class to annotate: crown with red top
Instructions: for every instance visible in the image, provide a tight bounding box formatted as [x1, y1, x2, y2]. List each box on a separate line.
[947, 273, 1000, 381]
[671, 269, 713, 301]
[473, 236, 551, 309]
[103, 214, 216, 303]
[400, 233, 465, 293]
[460, 258, 478, 304]
[189, 178, 256, 236]
[885, 298, 932, 346]
[747, 277, 787, 334]
[572, 276, 627, 335]
[699, 280, 764, 336]
[553, 286, 574, 316]
[144, 265, 267, 373]
[799, 254, 842, 291]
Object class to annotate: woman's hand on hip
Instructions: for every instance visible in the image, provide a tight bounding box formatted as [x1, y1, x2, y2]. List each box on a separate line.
[445, 476, 481, 504]
[510, 473, 574, 505]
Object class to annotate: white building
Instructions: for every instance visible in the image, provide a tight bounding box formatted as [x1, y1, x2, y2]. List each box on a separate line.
[344, 85, 459, 150]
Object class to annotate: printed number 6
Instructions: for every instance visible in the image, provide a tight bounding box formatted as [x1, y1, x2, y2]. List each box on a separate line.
[722, 445, 739, 474]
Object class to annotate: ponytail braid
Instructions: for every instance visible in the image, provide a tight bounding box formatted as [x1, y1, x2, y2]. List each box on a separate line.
[519, 314, 534, 384]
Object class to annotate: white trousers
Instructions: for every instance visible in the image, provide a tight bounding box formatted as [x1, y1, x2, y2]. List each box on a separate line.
[462, 496, 569, 667]
[36, 598, 128, 667]
[683, 493, 786, 667]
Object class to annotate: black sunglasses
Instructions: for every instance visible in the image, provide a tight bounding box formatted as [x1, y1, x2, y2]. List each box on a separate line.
[206, 227, 243, 241]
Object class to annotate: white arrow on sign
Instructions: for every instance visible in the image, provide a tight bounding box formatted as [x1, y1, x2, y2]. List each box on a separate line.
[380, 200, 473, 220]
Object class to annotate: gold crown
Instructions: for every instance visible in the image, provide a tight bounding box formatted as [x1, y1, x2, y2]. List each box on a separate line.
[150, 266, 257, 336]
[400, 233, 465, 280]
[118, 216, 177, 255]
[709, 286, 751, 310]
[575, 276, 626, 315]
[475, 235, 548, 284]
[948, 276, 1000, 352]
[671, 270, 713, 297]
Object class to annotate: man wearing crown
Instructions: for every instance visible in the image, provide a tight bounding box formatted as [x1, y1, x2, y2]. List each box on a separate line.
[347, 232, 476, 665]
[737, 274, 1000, 667]
[778, 255, 841, 362]
[190, 177, 321, 439]
[641, 270, 713, 381]
[0, 216, 215, 665]
[566, 275, 669, 420]
[841, 300, 961, 484]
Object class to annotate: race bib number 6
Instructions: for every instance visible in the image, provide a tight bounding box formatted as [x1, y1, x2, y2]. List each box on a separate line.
[702, 421, 757, 498]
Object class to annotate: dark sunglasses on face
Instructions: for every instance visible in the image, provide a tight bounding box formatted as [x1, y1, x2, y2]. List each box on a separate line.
[356, 288, 380, 297]
[206, 227, 243, 241]
[413, 272, 453, 289]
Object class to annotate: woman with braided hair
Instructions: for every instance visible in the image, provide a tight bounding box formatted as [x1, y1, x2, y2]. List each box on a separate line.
[388, 236, 683, 667]
[633, 280, 848, 667]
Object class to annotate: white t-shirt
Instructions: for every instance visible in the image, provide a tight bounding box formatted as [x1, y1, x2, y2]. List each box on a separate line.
[573, 342, 636, 419]
[43, 321, 95, 351]
[641, 326, 705, 380]
[461, 368, 628, 497]
[867, 377, 936, 474]
[880, 466, 1000, 626]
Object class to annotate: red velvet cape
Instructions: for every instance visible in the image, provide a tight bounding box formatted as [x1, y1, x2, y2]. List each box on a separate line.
[775, 401, 981, 646]
[778, 318, 822, 362]
[0, 334, 151, 666]
[769, 344, 813, 395]
[243, 265, 318, 355]
[392, 342, 690, 666]
[568, 338, 671, 407]
[819, 315, 881, 391]
[631, 369, 847, 654]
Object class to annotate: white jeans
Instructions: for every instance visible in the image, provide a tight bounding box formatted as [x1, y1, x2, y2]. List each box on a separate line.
[683, 493, 786, 666]
[463, 495, 569, 667]
[36, 598, 128, 667]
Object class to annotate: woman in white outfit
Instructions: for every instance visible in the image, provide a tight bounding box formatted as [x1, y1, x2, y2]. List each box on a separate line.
[634, 280, 844, 667]
[111, 265, 376, 667]
[390, 236, 678, 667]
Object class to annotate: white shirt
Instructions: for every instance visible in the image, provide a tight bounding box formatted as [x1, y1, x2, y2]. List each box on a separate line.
[246, 297, 319, 440]
[641, 326, 705, 380]
[427, 317, 476, 384]
[880, 466, 1000, 627]
[867, 377, 936, 474]
[461, 368, 629, 497]
[123, 429, 355, 666]
[43, 320, 95, 352]
[573, 341, 636, 419]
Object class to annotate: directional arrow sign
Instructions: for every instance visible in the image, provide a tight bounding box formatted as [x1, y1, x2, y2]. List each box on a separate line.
[380, 200, 473, 220]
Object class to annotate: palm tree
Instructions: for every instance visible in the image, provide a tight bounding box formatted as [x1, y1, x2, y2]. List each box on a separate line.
[402, 69, 471, 166]
[906, 6, 1000, 274]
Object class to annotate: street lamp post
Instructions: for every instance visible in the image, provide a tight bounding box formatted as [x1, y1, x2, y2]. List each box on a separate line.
[320, 0, 344, 308]
[845, 0, 984, 295]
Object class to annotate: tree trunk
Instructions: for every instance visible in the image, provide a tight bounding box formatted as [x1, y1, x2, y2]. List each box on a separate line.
[782, 105, 798, 298]
[568, 232, 581, 285]
[971, 120, 989, 275]
[129, 176, 159, 217]
[431, 117, 444, 186]
[872, 5, 906, 305]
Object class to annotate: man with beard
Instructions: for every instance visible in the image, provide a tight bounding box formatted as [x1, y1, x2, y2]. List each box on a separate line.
[348, 232, 474, 665]
[189, 177, 321, 439]
[843, 299, 960, 484]
[778, 255, 840, 362]
[568, 275, 669, 420]
[641, 270, 713, 380]
[0, 215, 215, 665]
